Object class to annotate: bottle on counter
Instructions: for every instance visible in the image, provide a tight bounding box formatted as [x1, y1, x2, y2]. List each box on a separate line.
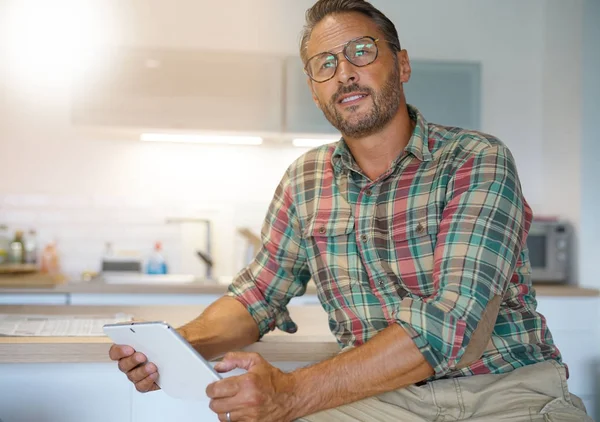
[146, 241, 168, 275]
[40, 242, 61, 274]
[8, 230, 25, 264]
[24, 229, 38, 265]
[0, 225, 9, 265]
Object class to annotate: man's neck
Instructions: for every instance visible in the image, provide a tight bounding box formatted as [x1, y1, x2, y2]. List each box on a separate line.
[343, 106, 415, 182]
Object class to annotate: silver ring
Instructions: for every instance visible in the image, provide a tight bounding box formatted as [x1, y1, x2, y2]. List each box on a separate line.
[226, 412, 231, 422]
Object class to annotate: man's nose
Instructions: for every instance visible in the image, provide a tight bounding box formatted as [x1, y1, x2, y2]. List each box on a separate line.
[336, 57, 359, 85]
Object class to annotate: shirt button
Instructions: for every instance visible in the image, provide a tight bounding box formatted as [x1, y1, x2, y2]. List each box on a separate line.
[361, 234, 368, 243]
[416, 223, 425, 234]
[366, 189, 372, 197]
[318, 226, 326, 234]
[378, 280, 384, 287]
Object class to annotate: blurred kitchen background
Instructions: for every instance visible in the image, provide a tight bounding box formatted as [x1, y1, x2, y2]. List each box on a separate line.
[0, 0, 598, 291]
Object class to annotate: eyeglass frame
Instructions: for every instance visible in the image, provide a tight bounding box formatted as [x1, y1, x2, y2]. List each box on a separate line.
[303, 35, 394, 83]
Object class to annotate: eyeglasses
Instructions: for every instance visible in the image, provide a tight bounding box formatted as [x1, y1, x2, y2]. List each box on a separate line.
[304, 36, 381, 83]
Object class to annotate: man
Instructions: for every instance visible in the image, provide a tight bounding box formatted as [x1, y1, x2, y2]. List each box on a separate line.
[110, 1, 592, 421]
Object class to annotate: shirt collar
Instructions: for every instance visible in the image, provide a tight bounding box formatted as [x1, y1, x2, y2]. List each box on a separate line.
[403, 104, 433, 163]
[331, 104, 433, 174]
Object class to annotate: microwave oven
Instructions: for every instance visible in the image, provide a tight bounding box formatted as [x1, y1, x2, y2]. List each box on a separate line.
[525, 220, 571, 284]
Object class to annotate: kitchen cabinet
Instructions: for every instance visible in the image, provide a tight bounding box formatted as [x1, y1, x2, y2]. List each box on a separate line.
[404, 60, 481, 130]
[0, 282, 323, 306]
[0, 293, 68, 305]
[284, 57, 481, 135]
[0, 363, 131, 422]
[535, 296, 599, 414]
[73, 48, 481, 137]
[72, 48, 285, 134]
[284, 56, 340, 136]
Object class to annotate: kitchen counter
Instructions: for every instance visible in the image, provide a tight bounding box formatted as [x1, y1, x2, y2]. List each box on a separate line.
[0, 305, 337, 364]
[0, 280, 597, 297]
[1, 299, 598, 421]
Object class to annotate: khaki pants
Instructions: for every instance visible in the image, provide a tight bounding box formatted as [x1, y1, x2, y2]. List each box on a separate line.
[298, 360, 592, 421]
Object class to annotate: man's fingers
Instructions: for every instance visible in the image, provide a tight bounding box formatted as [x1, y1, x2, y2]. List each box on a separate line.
[214, 352, 263, 372]
[209, 397, 247, 416]
[217, 410, 244, 422]
[134, 372, 160, 393]
[126, 362, 158, 383]
[206, 377, 240, 399]
[108, 344, 134, 361]
[108, 343, 160, 394]
[117, 352, 147, 373]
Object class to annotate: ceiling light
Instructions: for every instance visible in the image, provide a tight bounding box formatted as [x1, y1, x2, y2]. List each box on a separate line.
[292, 138, 338, 148]
[140, 133, 263, 145]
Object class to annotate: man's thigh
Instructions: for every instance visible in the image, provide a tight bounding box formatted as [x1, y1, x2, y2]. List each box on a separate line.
[455, 360, 593, 422]
[296, 361, 593, 422]
[296, 394, 591, 422]
[295, 395, 430, 422]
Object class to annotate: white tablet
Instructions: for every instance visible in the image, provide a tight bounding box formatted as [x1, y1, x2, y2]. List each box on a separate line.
[103, 321, 222, 401]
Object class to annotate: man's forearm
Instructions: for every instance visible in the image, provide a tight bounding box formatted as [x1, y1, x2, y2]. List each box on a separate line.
[177, 296, 259, 360]
[288, 324, 434, 419]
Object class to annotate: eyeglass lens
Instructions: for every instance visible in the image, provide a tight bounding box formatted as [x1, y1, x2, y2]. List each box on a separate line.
[307, 37, 378, 82]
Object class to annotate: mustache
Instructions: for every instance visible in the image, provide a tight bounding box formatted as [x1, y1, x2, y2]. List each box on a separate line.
[331, 83, 373, 104]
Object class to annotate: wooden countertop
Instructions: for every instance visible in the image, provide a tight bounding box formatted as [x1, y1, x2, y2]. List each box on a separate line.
[0, 305, 338, 364]
[1, 280, 599, 365]
[0, 280, 238, 295]
[0, 281, 597, 297]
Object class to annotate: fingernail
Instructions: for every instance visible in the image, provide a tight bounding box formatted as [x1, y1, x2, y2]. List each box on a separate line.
[149, 372, 158, 379]
[135, 354, 145, 363]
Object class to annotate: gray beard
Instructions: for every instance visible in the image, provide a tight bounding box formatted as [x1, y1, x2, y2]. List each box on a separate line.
[320, 65, 402, 139]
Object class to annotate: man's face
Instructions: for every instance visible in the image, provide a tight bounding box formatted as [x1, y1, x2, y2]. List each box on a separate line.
[305, 12, 410, 138]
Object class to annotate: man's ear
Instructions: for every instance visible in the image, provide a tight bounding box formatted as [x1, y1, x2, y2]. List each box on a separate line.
[398, 49, 411, 84]
[306, 77, 322, 110]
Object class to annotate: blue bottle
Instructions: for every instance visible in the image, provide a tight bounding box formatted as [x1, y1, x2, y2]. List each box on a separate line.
[146, 241, 168, 275]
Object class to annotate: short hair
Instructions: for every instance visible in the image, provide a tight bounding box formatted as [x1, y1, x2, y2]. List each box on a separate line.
[300, 0, 402, 64]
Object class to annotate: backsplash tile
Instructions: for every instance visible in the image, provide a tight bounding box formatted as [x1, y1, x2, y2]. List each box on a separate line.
[0, 192, 268, 281]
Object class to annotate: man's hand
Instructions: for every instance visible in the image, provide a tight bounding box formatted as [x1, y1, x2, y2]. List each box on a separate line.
[108, 344, 160, 393]
[206, 352, 297, 422]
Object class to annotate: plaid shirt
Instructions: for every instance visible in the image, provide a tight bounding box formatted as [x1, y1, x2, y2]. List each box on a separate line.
[228, 105, 562, 380]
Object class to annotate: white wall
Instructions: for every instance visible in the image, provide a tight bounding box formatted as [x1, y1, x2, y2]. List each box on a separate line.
[541, 0, 584, 285]
[0, 0, 587, 282]
[580, 0, 600, 291]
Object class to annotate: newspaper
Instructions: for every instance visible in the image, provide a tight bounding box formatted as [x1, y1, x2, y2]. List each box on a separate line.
[0, 313, 133, 337]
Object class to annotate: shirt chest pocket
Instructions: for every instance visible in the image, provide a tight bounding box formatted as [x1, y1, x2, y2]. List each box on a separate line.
[302, 211, 359, 304]
[387, 206, 440, 297]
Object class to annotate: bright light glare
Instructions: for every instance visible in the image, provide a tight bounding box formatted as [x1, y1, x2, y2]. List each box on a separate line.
[2, 0, 115, 100]
[292, 138, 338, 148]
[141, 133, 264, 146]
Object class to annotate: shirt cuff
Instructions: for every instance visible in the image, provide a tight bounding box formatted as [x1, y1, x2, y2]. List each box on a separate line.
[226, 286, 297, 338]
[394, 296, 467, 378]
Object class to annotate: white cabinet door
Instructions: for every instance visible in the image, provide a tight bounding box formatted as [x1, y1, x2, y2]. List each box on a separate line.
[69, 293, 222, 306]
[535, 295, 600, 419]
[0, 294, 67, 305]
[132, 390, 216, 422]
[0, 363, 131, 422]
[72, 48, 284, 134]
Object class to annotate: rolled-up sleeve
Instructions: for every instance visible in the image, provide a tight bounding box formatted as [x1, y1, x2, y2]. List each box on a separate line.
[395, 144, 531, 378]
[227, 169, 311, 338]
